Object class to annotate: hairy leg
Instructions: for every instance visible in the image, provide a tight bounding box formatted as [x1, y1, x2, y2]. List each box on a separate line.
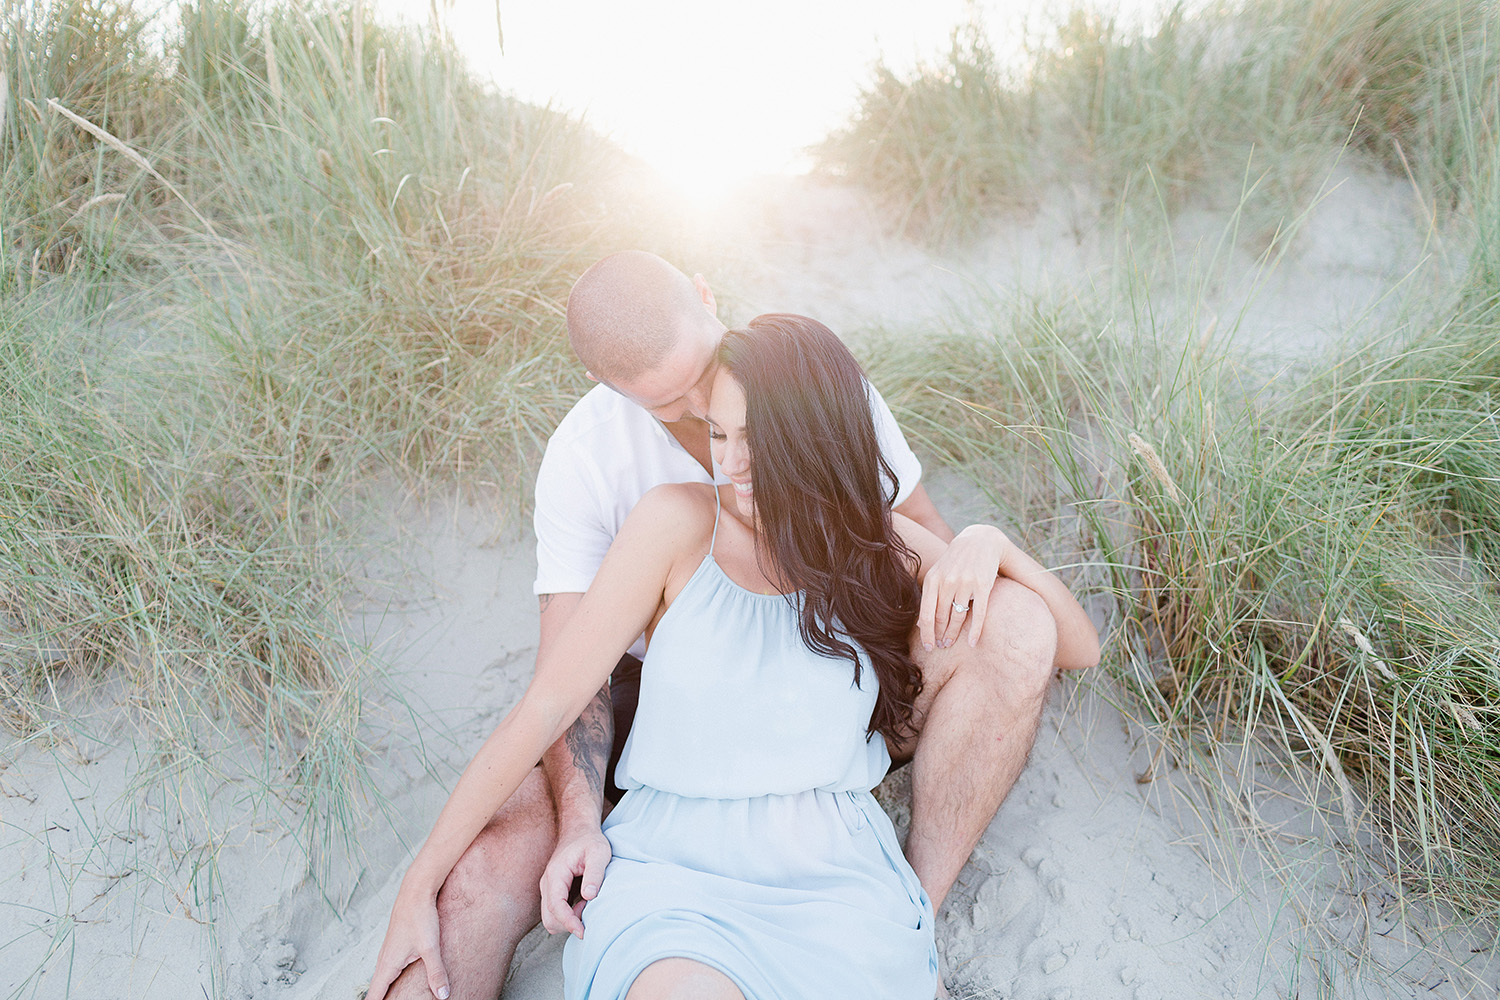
[386, 767, 557, 1000]
[625, 959, 745, 1000]
[900, 578, 1058, 913]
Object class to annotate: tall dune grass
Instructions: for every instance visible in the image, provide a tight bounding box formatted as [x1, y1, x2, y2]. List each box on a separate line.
[822, 0, 1499, 244]
[0, 0, 634, 895]
[865, 251, 1500, 911]
[843, 2, 1500, 911]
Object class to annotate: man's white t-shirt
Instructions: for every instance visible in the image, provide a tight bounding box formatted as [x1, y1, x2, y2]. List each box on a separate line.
[533, 383, 922, 650]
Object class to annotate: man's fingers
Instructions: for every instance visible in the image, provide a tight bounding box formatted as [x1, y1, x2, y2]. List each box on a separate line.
[540, 891, 570, 935]
[579, 841, 610, 900]
[545, 898, 585, 939]
[543, 873, 585, 937]
[539, 865, 576, 934]
[420, 946, 451, 1000]
[540, 885, 564, 933]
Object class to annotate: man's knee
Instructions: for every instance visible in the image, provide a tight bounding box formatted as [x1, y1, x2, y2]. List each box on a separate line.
[975, 580, 1057, 690]
[439, 769, 556, 919]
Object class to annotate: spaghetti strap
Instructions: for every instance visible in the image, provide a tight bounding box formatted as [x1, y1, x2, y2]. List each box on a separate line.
[709, 483, 722, 555]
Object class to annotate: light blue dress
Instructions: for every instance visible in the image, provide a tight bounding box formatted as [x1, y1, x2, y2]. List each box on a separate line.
[561, 499, 939, 999]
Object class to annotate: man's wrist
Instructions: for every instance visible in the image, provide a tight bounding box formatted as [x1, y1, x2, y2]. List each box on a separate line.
[555, 797, 605, 840]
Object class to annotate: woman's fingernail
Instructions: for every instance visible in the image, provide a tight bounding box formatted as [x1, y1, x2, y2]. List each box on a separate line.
[437, 988, 450, 1000]
[923, 642, 933, 652]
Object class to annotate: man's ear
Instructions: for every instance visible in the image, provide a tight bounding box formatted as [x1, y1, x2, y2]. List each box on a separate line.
[693, 273, 718, 317]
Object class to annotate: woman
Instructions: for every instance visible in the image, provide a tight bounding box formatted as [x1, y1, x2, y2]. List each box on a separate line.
[370, 314, 1099, 998]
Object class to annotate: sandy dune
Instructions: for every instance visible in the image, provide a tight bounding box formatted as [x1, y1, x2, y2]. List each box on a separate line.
[3, 170, 1496, 999]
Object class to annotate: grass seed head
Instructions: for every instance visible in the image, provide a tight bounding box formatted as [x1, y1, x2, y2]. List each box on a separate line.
[375, 47, 387, 117]
[265, 30, 282, 104]
[1129, 432, 1183, 502]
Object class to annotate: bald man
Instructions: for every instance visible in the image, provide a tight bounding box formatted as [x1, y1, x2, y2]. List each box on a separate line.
[371, 252, 1088, 1000]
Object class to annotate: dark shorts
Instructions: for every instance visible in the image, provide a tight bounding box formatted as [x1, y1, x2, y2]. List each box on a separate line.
[604, 652, 643, 805]
[601, 650, 911, 806]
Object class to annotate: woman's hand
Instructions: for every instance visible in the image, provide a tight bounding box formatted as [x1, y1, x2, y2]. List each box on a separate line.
[540, 827, 613, 938]
[366, 885, 449, 1000]
[916, 525, 1009, 650]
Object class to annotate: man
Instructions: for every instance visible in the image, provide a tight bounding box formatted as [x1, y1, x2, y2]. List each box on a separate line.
[371, 251, 1088, 1000]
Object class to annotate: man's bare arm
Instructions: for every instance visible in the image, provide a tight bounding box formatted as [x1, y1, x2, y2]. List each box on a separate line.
[894, 483, 955, 543]
[537, 593, 611, 835]
[537, 602, 616, 938]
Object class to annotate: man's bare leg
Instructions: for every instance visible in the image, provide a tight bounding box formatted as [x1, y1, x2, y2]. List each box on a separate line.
[903, 578, 1058, 912]
[386, 767, 556, 1000]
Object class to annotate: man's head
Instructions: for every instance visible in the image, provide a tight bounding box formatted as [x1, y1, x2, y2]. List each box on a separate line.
[566, 251, 724, 422]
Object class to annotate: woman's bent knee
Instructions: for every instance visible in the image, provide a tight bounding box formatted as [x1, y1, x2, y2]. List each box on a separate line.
[626, 959, 745, 1000]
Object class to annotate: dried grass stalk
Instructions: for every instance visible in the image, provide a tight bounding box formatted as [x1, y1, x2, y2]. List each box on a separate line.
[352, 0, 364, 74]
[1337, 617, 1399, 681]
[537, 181, 573, 209]
[66, 192, 126, 224]
[1129, 431, 1183, 501]
[265, 30, 282, 104]
[47, 99, 217, 236]
[375, 48, 388, 117]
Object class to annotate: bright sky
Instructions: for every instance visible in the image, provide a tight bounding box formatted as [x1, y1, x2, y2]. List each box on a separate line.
[382, 0, 1174, 203]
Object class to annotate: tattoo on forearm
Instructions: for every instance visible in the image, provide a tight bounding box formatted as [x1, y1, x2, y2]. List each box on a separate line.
[539, 594, 555, 612]
[565, 685, 613, 801]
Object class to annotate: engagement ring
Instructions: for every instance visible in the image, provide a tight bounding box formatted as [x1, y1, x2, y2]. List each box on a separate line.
[952, 599, 971, 612]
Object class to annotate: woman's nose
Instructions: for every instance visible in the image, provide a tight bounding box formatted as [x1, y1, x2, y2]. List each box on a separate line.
[721, 442, 749, 474]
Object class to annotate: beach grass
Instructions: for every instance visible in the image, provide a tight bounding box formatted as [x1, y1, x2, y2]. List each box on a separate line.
[5, 0, 1500, 989]
[865, 252, 1500, 914]
[820, 0, 1499, 245]
[0, 0, 635, 911]
[839, 0, 1500, 919]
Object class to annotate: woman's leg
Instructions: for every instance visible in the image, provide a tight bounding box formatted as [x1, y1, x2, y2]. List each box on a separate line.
[625, 959, 745, 1000]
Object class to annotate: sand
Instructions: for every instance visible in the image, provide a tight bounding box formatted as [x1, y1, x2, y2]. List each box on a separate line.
[3, 164, 1496, 999]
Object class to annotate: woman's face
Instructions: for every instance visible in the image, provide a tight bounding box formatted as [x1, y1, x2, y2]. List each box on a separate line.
[706, 368, 754, 518]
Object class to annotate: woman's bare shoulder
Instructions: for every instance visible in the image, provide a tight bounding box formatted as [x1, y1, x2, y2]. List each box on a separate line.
[623, 482, 719, 550]
[636, 481, 718, 518]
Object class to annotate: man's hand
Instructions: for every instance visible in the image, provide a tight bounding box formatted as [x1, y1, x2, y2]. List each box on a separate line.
[540, 827, 612, 938]
[366, 886, 449, 1000]
[916, 524, 1009, 651]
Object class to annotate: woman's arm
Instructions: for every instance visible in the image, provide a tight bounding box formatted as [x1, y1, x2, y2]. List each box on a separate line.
[367, 486, 707, 1000]
[894, 514, 1100, 671]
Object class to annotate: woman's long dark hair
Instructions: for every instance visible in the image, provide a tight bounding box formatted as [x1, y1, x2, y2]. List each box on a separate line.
[719, 314, 923, 744]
